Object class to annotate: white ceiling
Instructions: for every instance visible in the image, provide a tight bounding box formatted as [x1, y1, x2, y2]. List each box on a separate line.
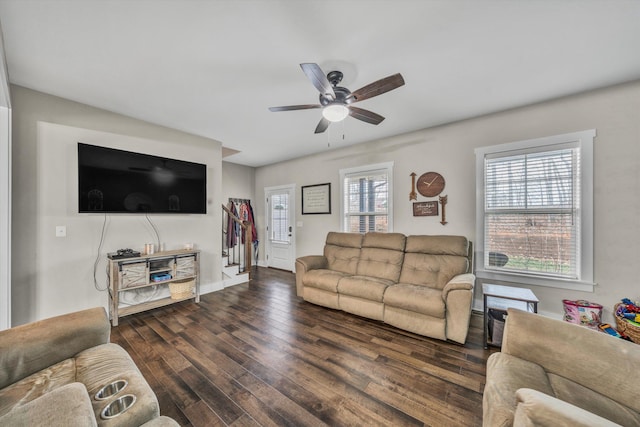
[1, 0, 639, 167]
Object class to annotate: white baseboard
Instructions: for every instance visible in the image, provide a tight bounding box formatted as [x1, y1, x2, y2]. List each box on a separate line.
[200, 280, 224, 295]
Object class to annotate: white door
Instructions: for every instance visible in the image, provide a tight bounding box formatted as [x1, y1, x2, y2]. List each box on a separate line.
[265, 185, 295, 271]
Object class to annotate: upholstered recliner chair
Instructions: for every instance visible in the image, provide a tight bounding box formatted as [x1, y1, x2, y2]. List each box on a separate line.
[484, 308, 640, 426]
[0, 307, 178, 426]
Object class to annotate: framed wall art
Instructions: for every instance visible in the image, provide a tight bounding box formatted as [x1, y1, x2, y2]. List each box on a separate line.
[302, 183, 331, 214]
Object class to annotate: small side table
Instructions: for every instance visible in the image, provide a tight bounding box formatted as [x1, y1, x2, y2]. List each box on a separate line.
[483, 283, 538, 349]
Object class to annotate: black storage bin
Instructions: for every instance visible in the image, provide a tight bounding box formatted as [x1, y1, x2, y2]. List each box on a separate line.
[488, 309, 508, 346]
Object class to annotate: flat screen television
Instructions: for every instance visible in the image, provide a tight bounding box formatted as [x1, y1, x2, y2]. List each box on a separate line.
[78, 143, 207, 214]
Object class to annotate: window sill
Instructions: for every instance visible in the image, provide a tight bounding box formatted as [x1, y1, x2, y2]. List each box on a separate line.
[475, 269, 596, 292]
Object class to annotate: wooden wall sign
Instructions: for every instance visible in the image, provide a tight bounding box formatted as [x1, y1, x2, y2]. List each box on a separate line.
[409, 172, 417, 200]
[439, 195, 448, 225]
[413, 201, 438, 217]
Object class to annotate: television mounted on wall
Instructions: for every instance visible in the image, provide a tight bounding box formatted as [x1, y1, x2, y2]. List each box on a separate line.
[78, 143, 207, 214]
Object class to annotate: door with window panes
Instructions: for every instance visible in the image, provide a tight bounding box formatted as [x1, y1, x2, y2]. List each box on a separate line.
[265, 185, 295, 271]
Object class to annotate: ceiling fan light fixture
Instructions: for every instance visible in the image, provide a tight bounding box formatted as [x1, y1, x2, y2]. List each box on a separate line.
[322, 103, 349, 122]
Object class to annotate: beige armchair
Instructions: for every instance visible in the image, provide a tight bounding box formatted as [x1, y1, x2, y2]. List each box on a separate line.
[0, 307, 178, 426]
[483, 308, 640, 426]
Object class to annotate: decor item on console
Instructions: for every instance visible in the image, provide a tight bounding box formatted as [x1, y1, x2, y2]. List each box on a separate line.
[0, 307, 178, 426]
[483, 308, 640, 427]
[295, 232, 475, 344]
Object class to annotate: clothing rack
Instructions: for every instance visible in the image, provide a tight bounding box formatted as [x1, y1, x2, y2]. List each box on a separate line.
[224, 198, 259, 268]
[229, 198, 251, 204]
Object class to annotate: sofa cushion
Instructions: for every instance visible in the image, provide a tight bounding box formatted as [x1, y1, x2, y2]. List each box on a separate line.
[0, 307, 110, 389]
[404, 235, 469, 256]
[338, 275, 394, 302]
[303, 287, 340, 310]
[483, 352, 555, 427]
[324, 232, 363, 275]
[514, 388, 622, 427]
[0, 358, 76, 417]
[0, 382, 97, 427]
[355, 232, 405, 282]
[326, 231, 364, 248]
[548, 373, 640, 427]
[141, 416, 182, 427]
[383, 306, 446, 339]
[361, 232, 406, 251]
[356, 248, 405, 282]
[398, 236, 469, 290]
[399, 253, 469, 290]
[303, 269, 349, 292]
[503, 309, 640, 415]
[383, 284, 445, 317]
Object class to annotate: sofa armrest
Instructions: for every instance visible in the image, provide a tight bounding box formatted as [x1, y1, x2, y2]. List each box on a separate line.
[514, 388, 622, 427]
[442, 273, 475, 344]
[296, 255, 328, 272]
[0, 382, 97, 427]
[295, 255, 328, 297]
[441, 273, 475, 301]
[0, 307, 110, 389]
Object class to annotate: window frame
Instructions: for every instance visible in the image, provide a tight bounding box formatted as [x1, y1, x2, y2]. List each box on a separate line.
[340, 162, 394, 233]
[475, 130, 595, 292]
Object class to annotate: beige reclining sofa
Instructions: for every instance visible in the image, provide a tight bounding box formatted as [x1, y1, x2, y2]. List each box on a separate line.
[0, 307, 178, 426]
[295, 232, 475, 344]
[483, 308, 640, 426]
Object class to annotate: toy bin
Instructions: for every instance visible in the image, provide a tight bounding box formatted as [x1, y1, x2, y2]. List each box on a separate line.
[562, 299, 602, 329]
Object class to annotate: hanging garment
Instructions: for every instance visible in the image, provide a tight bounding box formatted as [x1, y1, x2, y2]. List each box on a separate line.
[226, 201, 238, 248]
[239, 202, 249, 244]
[246, 202, 258, 243]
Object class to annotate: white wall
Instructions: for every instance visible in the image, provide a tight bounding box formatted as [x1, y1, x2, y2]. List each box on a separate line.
[222, 161, 255, 204]
[11, 86, 223, 325]
[0, 107, 9, 330]
[255, 80, 640, 323]
[0, 25, 11, 329]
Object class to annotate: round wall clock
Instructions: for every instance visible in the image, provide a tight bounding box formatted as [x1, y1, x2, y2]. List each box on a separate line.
[417, 172, 445, 197]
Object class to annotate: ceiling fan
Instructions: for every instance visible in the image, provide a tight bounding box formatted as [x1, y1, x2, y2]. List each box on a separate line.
[269, 63, 405, 134]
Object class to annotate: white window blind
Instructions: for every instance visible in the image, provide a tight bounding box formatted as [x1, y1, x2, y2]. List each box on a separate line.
[485, 147, 579, 278]
[341, 163, 393, 233]
[270, 192, 289, 242]
[475, 129, 595, 291]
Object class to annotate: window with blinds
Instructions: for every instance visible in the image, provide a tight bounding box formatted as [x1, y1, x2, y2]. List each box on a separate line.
[475, 129, 595, 291]
[270, 192, 289, 242]
[485, 147, 579, 278]
[340, 163, 393, 233]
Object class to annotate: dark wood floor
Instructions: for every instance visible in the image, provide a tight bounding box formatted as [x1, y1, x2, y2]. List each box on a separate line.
[110, 267, 497, 427]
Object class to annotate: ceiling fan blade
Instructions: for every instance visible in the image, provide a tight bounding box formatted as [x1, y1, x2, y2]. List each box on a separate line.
[300, 63, 335, 99]
[314, 117, 330, 134]
[350, 73, 405, 103]
[268, 104, 321, 112]
[349, 106, 385, 125]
